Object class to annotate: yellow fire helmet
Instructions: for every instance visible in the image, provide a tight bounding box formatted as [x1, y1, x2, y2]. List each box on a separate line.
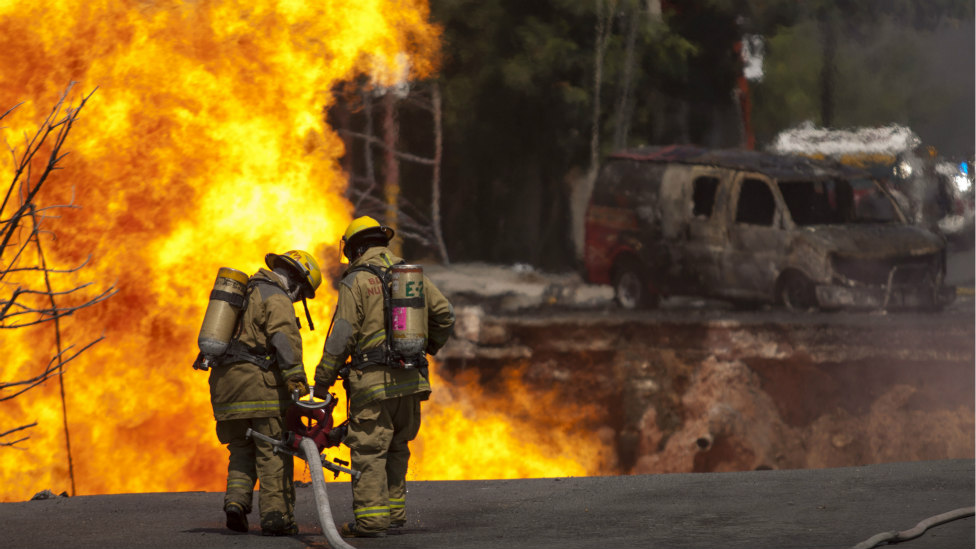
[265, 249, 323, 299]
[341, 216, 394, 260]
[342, 215, 395, 243]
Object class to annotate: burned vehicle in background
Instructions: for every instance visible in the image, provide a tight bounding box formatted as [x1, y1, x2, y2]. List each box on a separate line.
[583, 145, 955, 311]
[770, 123, 975, 249]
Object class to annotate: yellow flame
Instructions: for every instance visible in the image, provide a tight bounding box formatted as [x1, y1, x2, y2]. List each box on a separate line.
[413, 364, 607, 480]
[0, 0, 439, 502]
[0, 0, 609, 503]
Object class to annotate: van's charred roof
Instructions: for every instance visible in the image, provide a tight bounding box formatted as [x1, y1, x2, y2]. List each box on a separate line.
[609, 145, 870, 180]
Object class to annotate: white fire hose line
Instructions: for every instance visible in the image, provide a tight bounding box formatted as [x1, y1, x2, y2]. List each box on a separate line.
[850, 506, 975, 549]
[300, 437, 357, 549]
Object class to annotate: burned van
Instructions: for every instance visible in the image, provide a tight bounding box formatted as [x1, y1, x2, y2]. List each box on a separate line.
[583, 146, 954, 311]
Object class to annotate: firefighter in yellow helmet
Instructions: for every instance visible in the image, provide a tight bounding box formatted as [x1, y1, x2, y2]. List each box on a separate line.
[313, 216, 455, 537]
[209, 249, 322, 536]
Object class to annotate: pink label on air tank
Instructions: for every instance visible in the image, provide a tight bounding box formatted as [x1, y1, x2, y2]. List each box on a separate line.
[392, 307, 407, 331]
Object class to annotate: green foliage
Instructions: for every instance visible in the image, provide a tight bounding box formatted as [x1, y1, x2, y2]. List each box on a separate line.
[429, 0, 599, 267]
[395, 0, 974, 268]
[751, 21, 822, 140]
[751, 9, 974, 157]
[742, 0, 973, 31]
[832, 18, 923, 126]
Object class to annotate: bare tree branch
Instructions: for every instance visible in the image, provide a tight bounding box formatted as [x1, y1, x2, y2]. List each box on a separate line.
[0, 337, 102, 401]
[3, 252, 94, 275]
[336, 81, 450, 262]
[1, 284, 116, 327]
[338, 128, 436, 166]
[346, 189, 439, 249]
[1, 84, 111, 457]
[0, 423, 36, 449]
[0, 102, 24, 123]
[1, 84, 96, 260]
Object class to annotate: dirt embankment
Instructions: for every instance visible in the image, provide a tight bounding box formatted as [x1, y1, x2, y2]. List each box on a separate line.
[437, 303, 975, 474]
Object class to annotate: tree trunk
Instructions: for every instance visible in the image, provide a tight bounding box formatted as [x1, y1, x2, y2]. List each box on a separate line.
[430, 83, 449, 264]
[577, 0, 617, 262]
[613, 1, 640, 151]
[819, 7, 836, 128]
[590, 0, 609, 176]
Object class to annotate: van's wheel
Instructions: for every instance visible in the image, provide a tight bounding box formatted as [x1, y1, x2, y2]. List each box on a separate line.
[778, 272, 817, 312]
[613, 260, 658, 310]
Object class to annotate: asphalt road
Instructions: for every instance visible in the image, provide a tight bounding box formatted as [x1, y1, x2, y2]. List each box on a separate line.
[3, 459, 973, 549]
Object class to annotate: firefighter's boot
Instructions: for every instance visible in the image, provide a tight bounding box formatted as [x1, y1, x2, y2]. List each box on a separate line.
[261, 511, 299, 536]
[225, 502, 248, 533]
[340, 522, 386, 538]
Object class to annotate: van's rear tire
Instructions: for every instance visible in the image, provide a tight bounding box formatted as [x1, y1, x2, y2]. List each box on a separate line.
[778, 272, 817, 312]
[613, 260, 658, 310]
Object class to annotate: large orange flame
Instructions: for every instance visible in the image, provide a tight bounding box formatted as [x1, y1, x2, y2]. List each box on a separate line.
[0, 0, 607, 503]
[299, 362, 609, 488]
[412, 364, 610, 480]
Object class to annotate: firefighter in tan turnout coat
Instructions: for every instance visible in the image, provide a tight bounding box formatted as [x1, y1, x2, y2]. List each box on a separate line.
[314, 216, 454, 538]
[209, 250, 322, 536]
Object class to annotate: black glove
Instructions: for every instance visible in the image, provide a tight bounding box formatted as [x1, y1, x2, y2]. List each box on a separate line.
[327, 422, 348, 446]
[312, 384, 331, 400]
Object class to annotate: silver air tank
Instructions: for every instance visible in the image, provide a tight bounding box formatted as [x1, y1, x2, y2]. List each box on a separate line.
[196, 267, 249, 370]
[390, 264, 427, 364]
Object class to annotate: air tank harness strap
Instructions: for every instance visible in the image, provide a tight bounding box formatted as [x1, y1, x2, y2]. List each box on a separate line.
[348, 347, 388, 369]
[219, 339, 276, 370]
[347, 259, 403, 351]
[210, 288, 246, 309]
[345, 348, 427, 372]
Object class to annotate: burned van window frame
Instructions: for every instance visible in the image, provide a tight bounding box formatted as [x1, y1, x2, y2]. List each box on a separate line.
[778, 179, 839, 226]
[692, 176, 719, 218]
[777, 177, 898, 226]
[735, 178, 776, 226]
[850, 177, 901, 223]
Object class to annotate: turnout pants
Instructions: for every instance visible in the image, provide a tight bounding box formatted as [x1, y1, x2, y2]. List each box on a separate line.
[345, 393, 423, 533]
[216, 416, 296, 529]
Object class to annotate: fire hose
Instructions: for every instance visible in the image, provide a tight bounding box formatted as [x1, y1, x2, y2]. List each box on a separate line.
[245, 388, 359, 549]
[300, 436, 356, 549]
[850, 506, 975, 549]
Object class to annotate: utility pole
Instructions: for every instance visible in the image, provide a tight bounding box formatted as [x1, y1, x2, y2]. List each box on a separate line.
[382, 92, 402, 256]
